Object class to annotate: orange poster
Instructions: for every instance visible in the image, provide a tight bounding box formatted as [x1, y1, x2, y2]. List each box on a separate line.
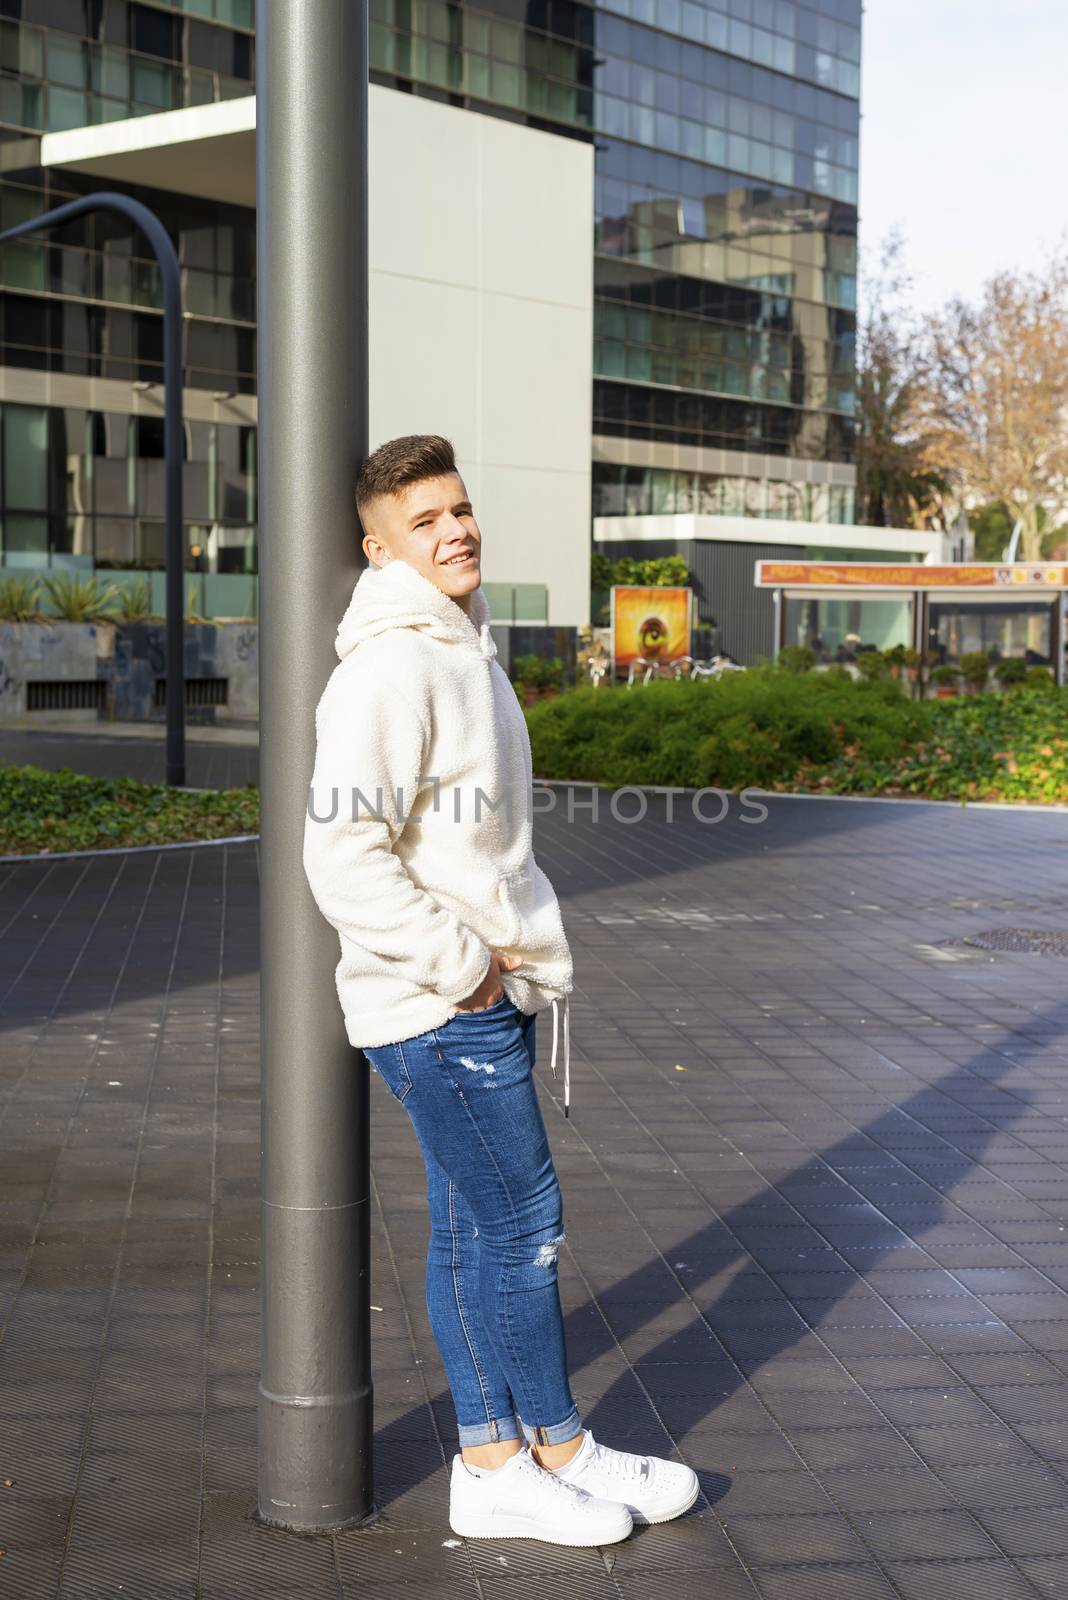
[611, 586, 693, 669]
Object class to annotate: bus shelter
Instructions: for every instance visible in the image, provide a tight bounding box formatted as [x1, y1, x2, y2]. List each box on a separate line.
[754, 560, 1068, 687]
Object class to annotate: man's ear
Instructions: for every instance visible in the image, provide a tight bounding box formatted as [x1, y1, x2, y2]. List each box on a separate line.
[362, 531, 390, 567]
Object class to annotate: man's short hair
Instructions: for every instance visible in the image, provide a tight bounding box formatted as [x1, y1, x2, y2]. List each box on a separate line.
[355, 434, 457, 528]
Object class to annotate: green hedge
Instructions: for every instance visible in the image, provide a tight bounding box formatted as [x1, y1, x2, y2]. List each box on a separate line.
[0, 766, 259, 855]
[525, 672, 1068, 804]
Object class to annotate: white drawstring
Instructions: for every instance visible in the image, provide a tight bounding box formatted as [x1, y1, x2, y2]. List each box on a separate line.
[549, 994, 571, 1118]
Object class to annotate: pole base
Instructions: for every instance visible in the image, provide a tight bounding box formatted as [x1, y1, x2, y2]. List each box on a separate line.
[258, 1381, 375, 1533]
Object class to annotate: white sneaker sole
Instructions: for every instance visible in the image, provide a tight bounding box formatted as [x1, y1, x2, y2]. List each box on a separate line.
[630, 1473, 702, 1525]
[449, 1507, 634, 1546]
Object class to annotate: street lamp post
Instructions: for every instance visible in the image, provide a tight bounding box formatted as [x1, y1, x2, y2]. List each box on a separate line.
[0, 193, 186, 787]
[255, 0, 373, 1532]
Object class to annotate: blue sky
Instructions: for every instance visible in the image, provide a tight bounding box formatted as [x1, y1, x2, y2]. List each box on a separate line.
[859, 0, 1068, 310]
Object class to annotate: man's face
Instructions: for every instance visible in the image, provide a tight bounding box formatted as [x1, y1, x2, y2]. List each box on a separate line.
[361, 472, 482, 607]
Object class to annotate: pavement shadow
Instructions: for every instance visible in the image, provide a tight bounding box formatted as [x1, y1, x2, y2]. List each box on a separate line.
[369, 996, 1061, 1523]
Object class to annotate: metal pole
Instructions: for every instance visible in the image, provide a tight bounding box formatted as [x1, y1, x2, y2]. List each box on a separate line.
[0, 194, 186, 786]
[256, 0, 373, 1532]
[160, 226, 186, 788]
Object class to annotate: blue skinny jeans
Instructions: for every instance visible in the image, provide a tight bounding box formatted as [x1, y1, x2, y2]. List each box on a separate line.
[363, 994, 582, 1448]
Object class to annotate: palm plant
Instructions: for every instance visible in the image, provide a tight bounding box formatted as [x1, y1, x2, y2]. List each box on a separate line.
[40, 572, 122, 623]
[115, 577, 154, 624]
[0, 574, 43, 621]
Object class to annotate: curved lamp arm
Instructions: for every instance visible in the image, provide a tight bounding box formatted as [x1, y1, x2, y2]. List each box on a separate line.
[0, 192, 186, 785]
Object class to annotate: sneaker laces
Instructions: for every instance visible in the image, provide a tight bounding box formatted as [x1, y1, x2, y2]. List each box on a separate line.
[586, 1438, 651, 1484]
[522, 1450, 590, 1499]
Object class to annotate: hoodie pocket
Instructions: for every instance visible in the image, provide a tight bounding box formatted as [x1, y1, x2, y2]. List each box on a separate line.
[495, 870, 527, 946]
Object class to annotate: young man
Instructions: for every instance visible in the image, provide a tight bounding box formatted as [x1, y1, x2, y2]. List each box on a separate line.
[303, 434, 699, 1544]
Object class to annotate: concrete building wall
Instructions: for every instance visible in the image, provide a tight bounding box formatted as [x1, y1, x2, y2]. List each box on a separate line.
[368, 88, 593, 628]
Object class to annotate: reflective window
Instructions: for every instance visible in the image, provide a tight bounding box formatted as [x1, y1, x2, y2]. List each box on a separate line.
[928, 602, 1056, 668]
[784, 597, 912, 659]
[592, 461, 854, 523]
[0, 402, 259, 573]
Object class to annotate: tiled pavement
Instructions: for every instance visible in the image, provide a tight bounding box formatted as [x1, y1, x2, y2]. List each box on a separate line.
[2, 787, 1068, 1598]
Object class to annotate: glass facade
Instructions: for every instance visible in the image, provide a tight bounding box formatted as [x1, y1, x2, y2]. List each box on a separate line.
[0, 4, 259, 571]
[593, 459, 853, 521]
[0, 400, 256, 572]
[0, 3, 253, 133]
[0, 0, 860, 587]
[0, 167, 256, 388]
[367, 0, 860, 473]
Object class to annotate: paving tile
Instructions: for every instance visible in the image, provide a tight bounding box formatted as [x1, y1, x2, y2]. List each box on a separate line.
[726, 1508, 873, 1568]
[851, 1508, 1000, 1562]
[884, 1558, 1040, 1600]
[1017, 1556, 1068, 1598]
[753, 1566, 899, 1600]
[3, 774, 1068, 1592]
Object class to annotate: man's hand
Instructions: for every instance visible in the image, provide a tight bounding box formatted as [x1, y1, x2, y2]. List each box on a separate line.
[455, 952, 524, 1012]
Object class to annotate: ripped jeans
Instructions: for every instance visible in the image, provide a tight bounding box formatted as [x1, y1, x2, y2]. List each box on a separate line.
[363, 994, 582, 1449]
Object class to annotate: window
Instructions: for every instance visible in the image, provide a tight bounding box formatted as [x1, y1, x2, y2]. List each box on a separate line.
[130, 3, 178, 60]
[4, 404, 47, 508]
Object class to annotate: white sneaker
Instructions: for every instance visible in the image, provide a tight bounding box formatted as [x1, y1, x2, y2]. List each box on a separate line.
[546, 1427, 700, 1525]
[448, 1443, 634, 1546]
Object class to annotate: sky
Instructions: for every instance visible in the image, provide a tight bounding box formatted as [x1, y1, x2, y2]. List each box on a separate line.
[859, 0, 1068, 312]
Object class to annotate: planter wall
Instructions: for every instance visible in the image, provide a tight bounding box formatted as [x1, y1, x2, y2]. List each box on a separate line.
[110, 622, 259, 723]
[0, 620, 258, 724]
[3, 618, 548, 723]
[0, 622, 103, 720]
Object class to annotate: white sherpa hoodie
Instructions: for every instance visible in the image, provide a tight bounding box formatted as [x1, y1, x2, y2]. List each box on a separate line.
[302, 557, 574, 1102]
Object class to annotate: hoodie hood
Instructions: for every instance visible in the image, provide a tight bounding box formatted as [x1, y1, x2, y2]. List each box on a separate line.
[335, 557, 496, 663]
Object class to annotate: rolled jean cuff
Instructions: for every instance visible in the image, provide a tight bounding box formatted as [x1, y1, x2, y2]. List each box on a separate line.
[519, 1404, 583, 1448]
[457, 1412, 523, 1447]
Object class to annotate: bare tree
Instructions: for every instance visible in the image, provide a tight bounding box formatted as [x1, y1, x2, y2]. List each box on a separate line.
[921, 256, 1068, 560]
[855, 231, 951, 528]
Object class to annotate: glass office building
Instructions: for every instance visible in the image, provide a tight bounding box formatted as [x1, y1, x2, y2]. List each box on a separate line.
[0, 0, 859, 580]
[0, 1, 257, 576]
[368, 0, 861, 527]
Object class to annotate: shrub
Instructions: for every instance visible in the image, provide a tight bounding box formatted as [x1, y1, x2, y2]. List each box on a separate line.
[896, 686, 1068, 802]
[541, 656, 564, 691]
[995, 657, 1028, 687]
[612, 554, 689, 588]
[1025, 665, 1056, 691]
[0, 765, 259, 855]
[931, 664, 960, 687]
[960, 651, 991, 691]
[115, 576, 155, 624]
[513, 653, 544, 690]
[526, 666, 925, 793]
[0, 574, 43, 622]
[41, 572, 121, 622]
[855, 650, 889, 680]
[524, 674, 1068, 803]
[776, 644, 816, 673]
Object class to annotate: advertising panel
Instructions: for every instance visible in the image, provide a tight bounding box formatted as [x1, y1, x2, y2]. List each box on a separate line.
[610, 586, 693, 671]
